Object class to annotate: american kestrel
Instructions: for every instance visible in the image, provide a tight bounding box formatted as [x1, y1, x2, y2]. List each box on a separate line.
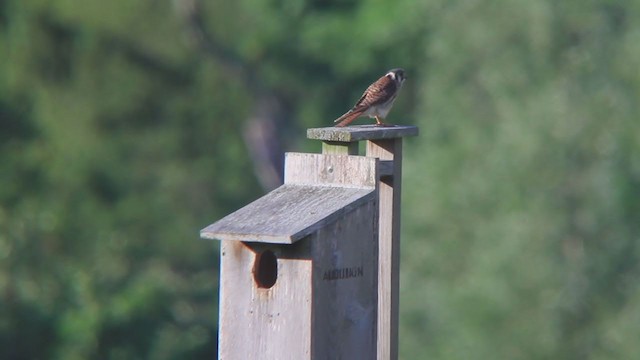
[334, 68, 406, 127]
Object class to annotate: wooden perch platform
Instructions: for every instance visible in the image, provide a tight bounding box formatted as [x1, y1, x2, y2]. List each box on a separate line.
[307, 125, 418, 142]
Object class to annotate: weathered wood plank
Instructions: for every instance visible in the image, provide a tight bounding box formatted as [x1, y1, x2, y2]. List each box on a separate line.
[218, 197, 378, 360]
[216, 149, 381, 360]
[307, 125, 418, 142]
[201, 185, 374, 243]
[367, 138, 403, 360]
[311, 198, 378, 359]
[218, 241, 314, 359]
[201, 153, 378, 244]
[285, 152, 377, 188]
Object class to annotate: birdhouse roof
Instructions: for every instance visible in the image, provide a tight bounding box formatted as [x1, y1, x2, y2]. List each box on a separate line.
[200, 184, 375, 244]
[201, 152, 379, 244]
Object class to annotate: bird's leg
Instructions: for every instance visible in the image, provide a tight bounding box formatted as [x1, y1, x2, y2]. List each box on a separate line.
[375, 116, 393, 127]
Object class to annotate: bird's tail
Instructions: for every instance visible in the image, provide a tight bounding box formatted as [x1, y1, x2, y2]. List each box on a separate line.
[334, 110, 362, 127]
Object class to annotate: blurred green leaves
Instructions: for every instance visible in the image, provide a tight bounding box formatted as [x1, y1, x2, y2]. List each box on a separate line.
[1, 0, 640, 359]
[402, 0, 640, 358]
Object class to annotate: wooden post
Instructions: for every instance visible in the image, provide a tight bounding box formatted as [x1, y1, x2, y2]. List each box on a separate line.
[322, 141, 359, 155]
[308, 125, 418, 360]
[366, 139, 402, 360]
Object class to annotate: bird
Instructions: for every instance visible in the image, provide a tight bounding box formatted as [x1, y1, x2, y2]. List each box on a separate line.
[334, 68, 406, 127]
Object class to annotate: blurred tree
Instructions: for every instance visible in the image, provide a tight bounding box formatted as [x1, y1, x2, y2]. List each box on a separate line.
[1, 0, 260, 358]
[402, 0, 640, 358]
[1, 0, 640, 359]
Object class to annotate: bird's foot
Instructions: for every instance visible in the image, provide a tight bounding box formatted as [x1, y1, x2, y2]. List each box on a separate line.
[374, 117, 395, 127]
[374, 120, 395, 127]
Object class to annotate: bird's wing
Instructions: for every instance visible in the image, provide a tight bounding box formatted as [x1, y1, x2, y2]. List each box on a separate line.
[351, 74, 397, 112]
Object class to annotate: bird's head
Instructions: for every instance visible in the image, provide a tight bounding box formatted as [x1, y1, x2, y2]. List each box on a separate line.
[387, 68, 406, 86]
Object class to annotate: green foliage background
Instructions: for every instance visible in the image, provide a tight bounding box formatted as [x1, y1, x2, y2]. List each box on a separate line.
[1, 0, 639, 358]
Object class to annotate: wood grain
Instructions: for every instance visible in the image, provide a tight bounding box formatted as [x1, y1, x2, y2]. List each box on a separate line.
[367, 138, 403, 360]
[214, 151, 380, 360]
[310, 199, 378, 359]
[218, 240, 314, 360]
[201, 185, 374, 244]
[285, 152, 377, 188]
[201, 153, 378, 244]
[307, 125, 418, 142]
[204, 124, 418, 360]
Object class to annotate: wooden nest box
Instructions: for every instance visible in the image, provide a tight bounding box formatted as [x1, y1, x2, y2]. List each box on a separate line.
[201, 125, 418, 360]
